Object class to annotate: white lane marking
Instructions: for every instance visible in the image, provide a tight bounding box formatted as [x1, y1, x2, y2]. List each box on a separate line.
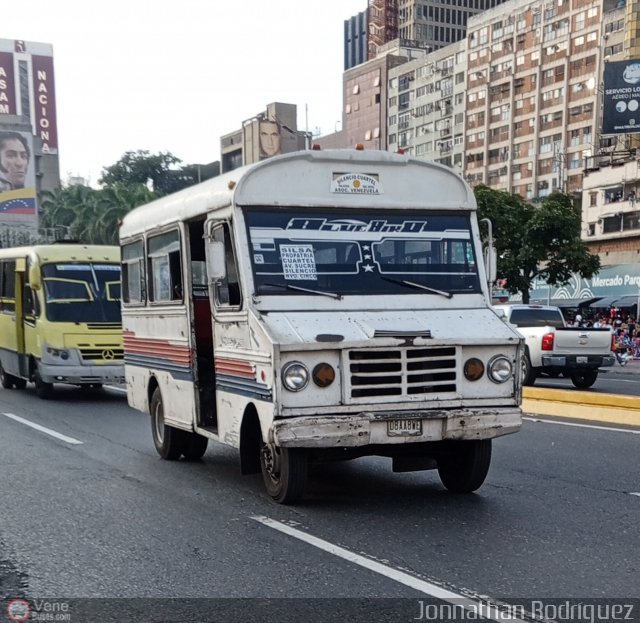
[523, 416, 640, 435]
[252, 516, 527, 623]
[105, 385, 127, 394]
[630, 492, 640, 497]
[2, 412, 83, 445]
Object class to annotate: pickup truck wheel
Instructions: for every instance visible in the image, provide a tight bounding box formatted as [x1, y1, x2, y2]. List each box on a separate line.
[522, 353, 536, 386]
[260, 442, 307, 504]
[570, 369, 598, 389]
[150, 388, 185, 460]
[437, 439, 492, 493]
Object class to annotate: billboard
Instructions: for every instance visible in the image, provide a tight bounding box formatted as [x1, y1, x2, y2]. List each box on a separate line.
[0, 39, 58, 154]
[0, 130, 38, 243]
[602, 59, 640, 135]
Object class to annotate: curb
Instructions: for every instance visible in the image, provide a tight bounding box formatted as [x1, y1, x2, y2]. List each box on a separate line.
[522, 387, 640, 427]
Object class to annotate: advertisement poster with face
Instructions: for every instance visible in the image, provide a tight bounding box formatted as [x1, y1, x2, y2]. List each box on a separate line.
[258, 120, 282, 159]
[0, 130, 38, 241]
[602, 59, 640, 134]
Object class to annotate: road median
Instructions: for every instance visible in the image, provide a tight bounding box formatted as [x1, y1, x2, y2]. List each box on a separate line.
[522, 387, 640, 427]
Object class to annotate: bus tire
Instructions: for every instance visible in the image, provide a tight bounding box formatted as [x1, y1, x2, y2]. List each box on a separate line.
[260, 442, 307, 504]
[14, 378, 27, 390]
[150, 388, 184, 460]
[437, 439, 492, 493]
[34, 371, 54, 399]
[0, 364, 16, 389]
[182, 433, 208, 461]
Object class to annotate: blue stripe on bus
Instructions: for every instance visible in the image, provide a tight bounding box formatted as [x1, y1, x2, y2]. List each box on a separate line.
[215, 373, 273, 402]
[124, 354, 194, 382]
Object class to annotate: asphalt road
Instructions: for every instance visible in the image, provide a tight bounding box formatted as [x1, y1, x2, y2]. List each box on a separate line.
[0, 382, 638, 620]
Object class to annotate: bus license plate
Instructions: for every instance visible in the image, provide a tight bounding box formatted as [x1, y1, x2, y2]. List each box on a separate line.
[387, 419, 422, 436]
[577, 356, 587, 364]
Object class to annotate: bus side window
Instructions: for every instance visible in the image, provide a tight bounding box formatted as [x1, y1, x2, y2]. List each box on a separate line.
[0, 260, 16, 314]
[148, 230, 183, 303]
[122, 240, 146, 305]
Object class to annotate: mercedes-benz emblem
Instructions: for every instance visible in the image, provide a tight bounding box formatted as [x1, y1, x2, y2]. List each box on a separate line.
[102, 349, 115, 360]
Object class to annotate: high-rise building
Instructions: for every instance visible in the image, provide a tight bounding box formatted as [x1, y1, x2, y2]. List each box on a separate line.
[345, 10, 369, 70]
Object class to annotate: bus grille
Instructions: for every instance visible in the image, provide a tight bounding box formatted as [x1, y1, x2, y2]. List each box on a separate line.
[348, 346, 457, 399]
[79, 346, 124, 362]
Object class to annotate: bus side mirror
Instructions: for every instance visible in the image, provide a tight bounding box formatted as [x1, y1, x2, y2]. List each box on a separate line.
[28, 264, 41, 290]
[484, 245, 497, 283]
[206, 239, 227, 282]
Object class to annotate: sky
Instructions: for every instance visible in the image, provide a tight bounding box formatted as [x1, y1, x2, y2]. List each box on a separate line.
[10, 0, 367, 186]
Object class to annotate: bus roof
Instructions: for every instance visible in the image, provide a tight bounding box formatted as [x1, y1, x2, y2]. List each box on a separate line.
[120, 149, 475, 239]
[0, 244, 120, 263]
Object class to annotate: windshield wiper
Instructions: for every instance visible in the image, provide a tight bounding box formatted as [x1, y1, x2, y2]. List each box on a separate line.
[380, 276, 452, 299]
[263, 282, 342, 299]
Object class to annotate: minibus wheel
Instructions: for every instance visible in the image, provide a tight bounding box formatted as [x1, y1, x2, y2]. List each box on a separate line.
[182, 433, 208, 461]
[150, 388, 184, 460]
[437, 439, 492, 493]
[34, 370, 54, 399]
[260, 442, 307, 504]
[0, 364, 16, 389]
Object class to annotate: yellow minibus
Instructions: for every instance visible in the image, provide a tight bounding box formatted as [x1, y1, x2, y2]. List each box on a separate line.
[0, 243, 124, 398]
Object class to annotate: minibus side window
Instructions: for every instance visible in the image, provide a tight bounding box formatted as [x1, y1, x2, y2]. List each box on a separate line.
[122, 240, 146, 305]
[0, 260, 16, 313]
[147, 230, 183, 303]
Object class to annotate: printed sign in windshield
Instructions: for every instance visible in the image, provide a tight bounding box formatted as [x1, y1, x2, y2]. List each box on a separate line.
[244, 209, 480, 296]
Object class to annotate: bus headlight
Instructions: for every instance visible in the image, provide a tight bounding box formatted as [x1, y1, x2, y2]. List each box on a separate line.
[282, 361, 309, 392]
[46, 346, 70, 360]
[488, 355, 513, 383]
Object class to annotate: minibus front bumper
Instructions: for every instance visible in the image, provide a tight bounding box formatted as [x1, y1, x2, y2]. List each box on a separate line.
[38, 363, 125, 385]
[269, 407, 522, 448]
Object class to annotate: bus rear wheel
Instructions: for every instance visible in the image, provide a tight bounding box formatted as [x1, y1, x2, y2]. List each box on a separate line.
[260, 442, 307, 504]
[150, 388, 184, 460]
[0, 364, 17, 389]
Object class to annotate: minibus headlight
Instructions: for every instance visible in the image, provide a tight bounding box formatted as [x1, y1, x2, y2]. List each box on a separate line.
[488, 355, 513, 383]
[312, 362, 335, 388]
[46, 346, 70, 360]
[463, 358, 484, 381]
[282, 362, 309, 392]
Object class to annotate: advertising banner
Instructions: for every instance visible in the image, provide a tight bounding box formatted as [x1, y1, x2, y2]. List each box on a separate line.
[602, 59, 640, 135]
[0, 130, 38, 242]
[30, 54, 58, 153]
[0, 51, 16, 115]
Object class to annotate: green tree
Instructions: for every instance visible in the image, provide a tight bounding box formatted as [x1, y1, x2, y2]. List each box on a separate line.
[99, 150, 199, 195]
[475, 186, 600, 303]
[40, 182, 155, 245]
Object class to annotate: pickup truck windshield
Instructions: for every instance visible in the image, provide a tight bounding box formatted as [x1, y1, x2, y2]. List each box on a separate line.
[42, 262, 122, 323]
[244, 208, 481, 296]
[508, 308, 565, 329]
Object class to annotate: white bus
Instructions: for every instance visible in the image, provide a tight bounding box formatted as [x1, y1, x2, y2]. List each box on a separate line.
[120, 148, 523, 503]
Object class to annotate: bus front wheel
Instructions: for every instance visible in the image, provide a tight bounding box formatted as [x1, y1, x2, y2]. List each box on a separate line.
[150, 388, 184, 460]
[437, 439, 492, 493]
[34, 370, 54, 399]
[0, 364, 18, 389]
[260, 442, 307, 504]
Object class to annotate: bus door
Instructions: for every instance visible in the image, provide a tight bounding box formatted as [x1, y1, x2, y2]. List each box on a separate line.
[21, 258, 41, 377]
[204, 220, 244, 430]
[187, 218, 217, 429]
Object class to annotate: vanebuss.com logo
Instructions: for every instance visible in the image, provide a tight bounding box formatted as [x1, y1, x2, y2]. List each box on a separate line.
[6, 599, 30, 622]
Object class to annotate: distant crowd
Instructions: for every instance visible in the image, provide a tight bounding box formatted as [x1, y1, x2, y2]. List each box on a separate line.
[568, 307, 638, 365]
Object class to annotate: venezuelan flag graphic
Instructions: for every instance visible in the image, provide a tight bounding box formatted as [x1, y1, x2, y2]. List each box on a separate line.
[0, 188, 37, 215]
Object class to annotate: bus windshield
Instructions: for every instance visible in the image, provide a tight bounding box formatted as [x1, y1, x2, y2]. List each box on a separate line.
[244, 208, 480, 297]
[42, 262, 122, 323]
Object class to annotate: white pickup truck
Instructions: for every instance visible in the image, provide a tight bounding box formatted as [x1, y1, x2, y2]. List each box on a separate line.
[494, 304, 615, 389]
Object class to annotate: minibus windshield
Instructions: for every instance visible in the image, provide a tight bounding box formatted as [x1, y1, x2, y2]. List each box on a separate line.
[244, 208, 480, 297]
[42, 262, 122, 323]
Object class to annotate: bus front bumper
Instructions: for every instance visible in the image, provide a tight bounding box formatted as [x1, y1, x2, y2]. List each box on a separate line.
[38, 363, 125, 385]
[269, 407, 522, 448]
